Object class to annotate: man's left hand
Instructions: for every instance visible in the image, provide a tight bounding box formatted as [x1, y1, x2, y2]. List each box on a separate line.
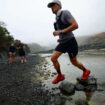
[53, 31, 61, 36]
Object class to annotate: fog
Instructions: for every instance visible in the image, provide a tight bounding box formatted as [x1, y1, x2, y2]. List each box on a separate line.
[0, 0, 105, 46]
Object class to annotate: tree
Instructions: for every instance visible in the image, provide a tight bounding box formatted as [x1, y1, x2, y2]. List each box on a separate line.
[0, 21, 30, 56]
[0, 21, 14, 52]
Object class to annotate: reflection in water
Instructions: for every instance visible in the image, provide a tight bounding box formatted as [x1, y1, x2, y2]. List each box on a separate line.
[84, 84, 97, 102]
[85, 91, 94, 101]
[75, 76, 97, 105]
[75, 90, 96, 105]
[86, 85, 97, 102]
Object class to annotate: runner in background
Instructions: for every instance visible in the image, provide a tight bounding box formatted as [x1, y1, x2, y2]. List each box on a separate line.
[8, 43, 16, 63]
[17, 43, 27, 63]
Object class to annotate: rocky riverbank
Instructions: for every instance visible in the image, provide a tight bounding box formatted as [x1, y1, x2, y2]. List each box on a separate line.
[0, 55, 56, 105]
[0, 54, 105, 105]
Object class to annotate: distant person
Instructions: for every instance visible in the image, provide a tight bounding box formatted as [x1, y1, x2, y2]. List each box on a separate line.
[17, 43, 27, 63]
[8, 43, 16, 63]
[47, 0, 91, 84]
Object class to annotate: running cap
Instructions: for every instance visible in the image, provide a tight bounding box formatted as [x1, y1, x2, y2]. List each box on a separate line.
[47, 0, 62, 8]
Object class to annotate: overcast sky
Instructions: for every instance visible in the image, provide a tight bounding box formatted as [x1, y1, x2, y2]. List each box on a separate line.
[0, 0, 105, 46]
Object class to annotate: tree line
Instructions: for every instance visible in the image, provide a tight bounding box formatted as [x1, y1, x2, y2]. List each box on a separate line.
[0, 21, 30, 57]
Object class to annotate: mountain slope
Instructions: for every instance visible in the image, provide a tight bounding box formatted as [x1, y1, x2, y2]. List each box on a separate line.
[28, 43, 50, 53]
[77, 32, 105, 51]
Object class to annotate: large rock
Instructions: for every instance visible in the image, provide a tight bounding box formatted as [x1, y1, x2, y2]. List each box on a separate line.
[76, 76, 97, 85]
[76, 76, 97, 92]
[75, 83, 84, 91]
[59, 81, 75, 96]
[58, 76, 97, 97]
[48, 93, 61, 105]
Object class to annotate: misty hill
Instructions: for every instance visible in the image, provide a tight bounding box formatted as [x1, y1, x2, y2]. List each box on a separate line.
[28, 43, 50, 53]
[77, 32, 105, 51]
[28, 32, 105, 53]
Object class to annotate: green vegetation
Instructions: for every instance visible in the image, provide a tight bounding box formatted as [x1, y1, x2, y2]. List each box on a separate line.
[0, 21, 14, 52]
[0, 21, 30, 57]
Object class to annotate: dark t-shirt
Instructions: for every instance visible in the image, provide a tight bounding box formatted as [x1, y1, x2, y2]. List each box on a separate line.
[17, 44, 25, 56]
[9, 46, 16, 53]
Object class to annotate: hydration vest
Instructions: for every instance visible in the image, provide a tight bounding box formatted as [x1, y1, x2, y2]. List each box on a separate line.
[54, 11, 70, 30]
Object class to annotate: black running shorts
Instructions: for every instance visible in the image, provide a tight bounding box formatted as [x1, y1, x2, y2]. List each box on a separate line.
[55, 37, 78, 58]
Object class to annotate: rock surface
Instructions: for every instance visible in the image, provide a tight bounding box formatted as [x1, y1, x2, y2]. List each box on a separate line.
[0, 55, 61, 105]
[59, 81, 75, 96]
[76, 76, 97, 92]
[59, 76, 97, 97]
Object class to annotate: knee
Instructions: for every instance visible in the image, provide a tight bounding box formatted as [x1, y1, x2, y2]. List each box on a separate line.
[71, 59, 78, 66]
[51, 56, 57, 63]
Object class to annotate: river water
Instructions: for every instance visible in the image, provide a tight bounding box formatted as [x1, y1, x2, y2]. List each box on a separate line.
[40, 53, 105, 105]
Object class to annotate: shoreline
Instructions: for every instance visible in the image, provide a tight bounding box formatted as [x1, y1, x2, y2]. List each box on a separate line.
[0, 54, 54, 105]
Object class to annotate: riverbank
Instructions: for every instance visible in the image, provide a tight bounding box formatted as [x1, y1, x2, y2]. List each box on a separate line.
[0, 55, 54, 105]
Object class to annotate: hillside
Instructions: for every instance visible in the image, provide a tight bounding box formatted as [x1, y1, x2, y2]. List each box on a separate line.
[28, 43, 50, 53]
[27, 32, 105, 53]
[77, 32, 105, 51]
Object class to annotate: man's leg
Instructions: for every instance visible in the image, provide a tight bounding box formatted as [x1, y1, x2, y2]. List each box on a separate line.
[51, 51, 62, 74]
[12, 53, 16, 62]
[21, 56, 24, 63]
[70, 56, 86, 71]
[70, 56, 90, 80]
[9, 52, 12, 63]
[51, 51, 65, 84]
[24, 56, 27, 63]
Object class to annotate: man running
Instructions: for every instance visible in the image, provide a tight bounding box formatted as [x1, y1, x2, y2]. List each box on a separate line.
[47, 0, 91, 84]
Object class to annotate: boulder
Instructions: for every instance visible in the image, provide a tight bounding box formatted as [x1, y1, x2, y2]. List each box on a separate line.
[76, 76, 97, 85]
[75, 83, 84, 91]
[49, 93, 61, 105]
[76, 76, 97, 92]
[59, 81, 75, 96]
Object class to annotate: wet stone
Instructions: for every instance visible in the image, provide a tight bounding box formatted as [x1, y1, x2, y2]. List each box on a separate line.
[48, 93, 61, 105]
[52, 72, 57, 75]
[76, 76, 97, 92]
[59, 81, 75, 96]
[75, 83, 84, 91]
[84, 85, 97, 92]
[51, 72, 57, 77]
[76, 76, 97, 85]
[75, 99, 89, 105]
[65, 100, 74, 105]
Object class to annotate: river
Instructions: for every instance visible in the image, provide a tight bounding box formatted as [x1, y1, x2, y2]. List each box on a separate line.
[40, 53, 105, 105]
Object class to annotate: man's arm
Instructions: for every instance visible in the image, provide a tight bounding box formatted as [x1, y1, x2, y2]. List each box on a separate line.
[53, 10, 78, 36]
[62, 19, 78, 33]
